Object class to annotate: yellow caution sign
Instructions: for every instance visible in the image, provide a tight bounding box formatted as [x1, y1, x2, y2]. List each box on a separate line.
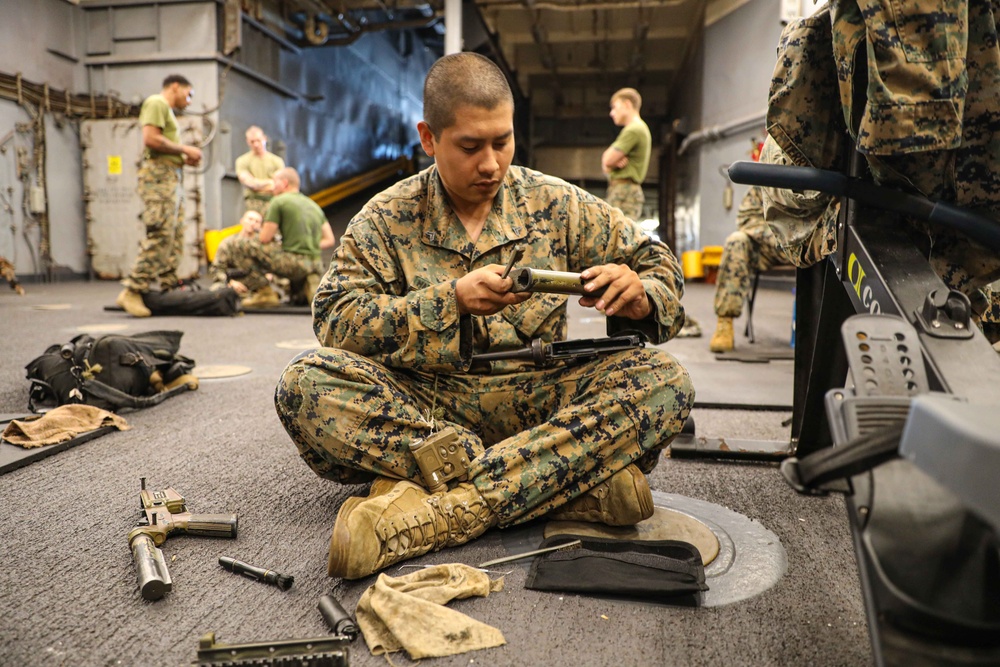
[108, 155, 122, 175]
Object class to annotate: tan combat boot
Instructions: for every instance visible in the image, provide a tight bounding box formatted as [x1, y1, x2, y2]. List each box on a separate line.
[328, 479, 497, 579]
[242, 285, 281, 309]
[367, 476, 401, 497]
[548, 464, 654, 526]
[709, 317, 735, 353]
[116, 288, 151, 318]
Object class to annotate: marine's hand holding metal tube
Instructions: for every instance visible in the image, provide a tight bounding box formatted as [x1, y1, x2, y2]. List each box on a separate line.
[511, 263, 651, 319]
[455, 264, 532, 316]
[127, 477, 238, 601]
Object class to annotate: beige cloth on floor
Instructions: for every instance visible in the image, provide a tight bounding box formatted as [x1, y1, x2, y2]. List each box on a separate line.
[355, 563, 506, 659]
[2, 404, 130, 448]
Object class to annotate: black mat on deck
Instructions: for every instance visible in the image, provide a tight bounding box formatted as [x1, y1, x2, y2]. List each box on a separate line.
[0, 424, 118, 475]
[241, 305, 311, 315]
[105, 304, 311, 315]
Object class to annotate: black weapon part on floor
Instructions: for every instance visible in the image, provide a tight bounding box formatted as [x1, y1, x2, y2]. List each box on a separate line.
[319, 594, 359, 641]
[218, 556, 294, 591]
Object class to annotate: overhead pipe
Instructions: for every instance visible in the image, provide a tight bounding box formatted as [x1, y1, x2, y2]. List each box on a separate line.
[676, 110, 766, 156]
[289, 12, 441, 47]
[303, 14, 331, 45]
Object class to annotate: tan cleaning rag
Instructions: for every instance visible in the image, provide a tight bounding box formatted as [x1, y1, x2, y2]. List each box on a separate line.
[355, 563, 506, 660]
[2, 404, 130, 448]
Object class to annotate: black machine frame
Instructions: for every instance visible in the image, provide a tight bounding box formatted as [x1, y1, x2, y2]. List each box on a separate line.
[726, 156, 1000, 666]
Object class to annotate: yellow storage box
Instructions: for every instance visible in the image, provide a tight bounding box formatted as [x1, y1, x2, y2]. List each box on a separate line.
[204, 224, 242, 264]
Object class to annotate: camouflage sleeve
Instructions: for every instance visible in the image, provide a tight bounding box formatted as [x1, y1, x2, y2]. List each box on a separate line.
[312, 216, 471, 372]
[758, 136, 840, 268]
[567, 192, 685, 343]
[766, 5, 847, 170]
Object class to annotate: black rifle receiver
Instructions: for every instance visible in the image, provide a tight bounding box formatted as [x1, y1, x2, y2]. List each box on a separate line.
[471, 334, 645, 368]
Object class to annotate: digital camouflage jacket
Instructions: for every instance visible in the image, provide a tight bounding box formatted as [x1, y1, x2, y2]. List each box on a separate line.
[312, 165, 685, 373]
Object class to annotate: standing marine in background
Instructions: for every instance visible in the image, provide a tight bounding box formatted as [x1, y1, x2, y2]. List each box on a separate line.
[709, 185, 795, 353]
[602, 87, 702, 337]
[601, 87, 650, 222]
[117, 74, 202, 318]
[236, 126, 285, 216]
[274, 53, 695, 581]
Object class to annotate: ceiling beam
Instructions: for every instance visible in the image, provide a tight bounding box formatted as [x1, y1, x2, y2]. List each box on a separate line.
[489, 19, 688, 46]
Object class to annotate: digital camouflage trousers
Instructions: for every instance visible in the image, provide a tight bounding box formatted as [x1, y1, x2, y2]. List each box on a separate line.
[211, 236, 322, 292]
[123, 160, 184, 292]
[274, 346, 694, 526]
[714, 229, 794, 318]
[606, 181, 644, 221]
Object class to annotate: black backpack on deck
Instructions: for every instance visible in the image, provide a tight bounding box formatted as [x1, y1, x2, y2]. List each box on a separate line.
[141, 284, 241, 317]
[25, 330, 197, 412]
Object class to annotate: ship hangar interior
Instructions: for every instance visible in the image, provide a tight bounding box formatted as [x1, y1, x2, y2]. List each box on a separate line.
[1, 1, 998, 666]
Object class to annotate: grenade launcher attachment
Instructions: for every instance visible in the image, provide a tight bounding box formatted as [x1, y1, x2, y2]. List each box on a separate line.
[127, 477, 238, 601]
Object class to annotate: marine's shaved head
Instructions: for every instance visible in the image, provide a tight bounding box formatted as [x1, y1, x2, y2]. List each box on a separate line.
[423, 53, 514, 138]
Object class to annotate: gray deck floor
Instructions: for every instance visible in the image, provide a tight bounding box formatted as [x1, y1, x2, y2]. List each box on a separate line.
[0, 277, 872, 667]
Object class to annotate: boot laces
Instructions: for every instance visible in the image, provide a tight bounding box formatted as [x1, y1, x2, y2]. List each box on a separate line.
[378, 492, 487, 563]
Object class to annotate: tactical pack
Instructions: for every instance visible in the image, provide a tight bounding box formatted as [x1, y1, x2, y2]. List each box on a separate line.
[25, 331, 197, 412]
[141, 284, 241, 317]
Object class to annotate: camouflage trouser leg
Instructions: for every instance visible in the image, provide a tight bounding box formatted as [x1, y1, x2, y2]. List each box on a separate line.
[123, 161, 184, 292]
[713, 230, 791, 318]
[606, 181, 644, 221]
[243, 198, 270, 217]
[274, 347, 694, 526]
[216, 237, 321, 292]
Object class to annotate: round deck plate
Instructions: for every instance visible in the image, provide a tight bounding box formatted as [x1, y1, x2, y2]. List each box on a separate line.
[193, 364, 253, 379]
[499, 490, 787, 607]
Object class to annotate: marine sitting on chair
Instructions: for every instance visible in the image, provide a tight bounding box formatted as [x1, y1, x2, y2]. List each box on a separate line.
[213, 167, 335, 308]
[273, 52, 695, 580]
[709, 184, 795, 353]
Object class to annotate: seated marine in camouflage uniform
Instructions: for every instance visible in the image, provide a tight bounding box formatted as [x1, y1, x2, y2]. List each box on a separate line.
[210, 209, 262, 294]
[274, 53, 695, 580]
[760, 2, 1000, 338]
[213, 167, 335, 308]
[709, 185, 795, 353]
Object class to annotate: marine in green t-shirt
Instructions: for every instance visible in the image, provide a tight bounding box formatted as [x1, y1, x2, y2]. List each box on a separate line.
[609, 119, 651, 183]
[117, 74, 203, 319]
[265, 190, 327, 260]
[601, 88, 651, 222]
[236, 126, 285, 214]
[139, 94, 183, 166]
